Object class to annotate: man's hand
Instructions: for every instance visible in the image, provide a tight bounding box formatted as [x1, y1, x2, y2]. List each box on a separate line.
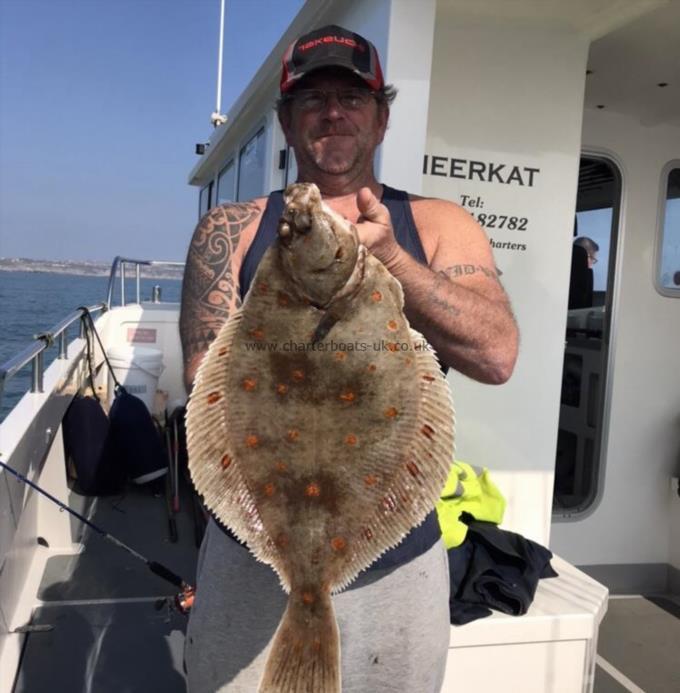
[355, 187, 405, 270]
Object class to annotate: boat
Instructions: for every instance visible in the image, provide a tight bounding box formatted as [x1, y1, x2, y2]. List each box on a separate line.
[1, 0, 679, 691]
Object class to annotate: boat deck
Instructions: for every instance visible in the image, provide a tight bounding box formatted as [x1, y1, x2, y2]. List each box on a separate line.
[13, 479, 198, 692]
[11, 482, 679, 692]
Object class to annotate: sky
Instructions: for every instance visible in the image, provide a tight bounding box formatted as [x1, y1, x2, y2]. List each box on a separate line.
[0, 0, 304, 263]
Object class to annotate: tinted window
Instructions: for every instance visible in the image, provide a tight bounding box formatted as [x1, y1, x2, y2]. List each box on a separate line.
[217, 161, 236, 204]
[237, 128, 266, 201]
[657, 166, 680, 294]
[554, 156, 621, 514]
[199, 182, 213, 217]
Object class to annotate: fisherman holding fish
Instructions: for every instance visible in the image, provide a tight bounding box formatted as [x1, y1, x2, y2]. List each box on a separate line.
[180, 25, 518, 693]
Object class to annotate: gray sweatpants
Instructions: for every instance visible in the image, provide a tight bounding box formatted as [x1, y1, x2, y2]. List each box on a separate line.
[185, 520, 450, 692]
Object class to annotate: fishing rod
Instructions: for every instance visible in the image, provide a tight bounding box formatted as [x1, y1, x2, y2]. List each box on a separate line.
[0, 459, 195, 613]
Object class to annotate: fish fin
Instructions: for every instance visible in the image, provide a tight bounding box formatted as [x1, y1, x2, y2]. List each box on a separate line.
[258, 591, 340, 693]
[333, 328, 455, 591]
[186, 309, 284, 578]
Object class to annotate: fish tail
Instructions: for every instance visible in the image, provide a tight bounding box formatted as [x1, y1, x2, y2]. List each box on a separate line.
[258, 589, 340, 693]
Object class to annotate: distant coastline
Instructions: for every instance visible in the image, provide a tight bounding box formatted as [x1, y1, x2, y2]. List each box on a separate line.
[0, 257, 183, 280]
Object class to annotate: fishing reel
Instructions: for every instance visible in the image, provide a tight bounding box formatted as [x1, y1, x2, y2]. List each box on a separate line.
[175, 583, 196, 614]
[154, 583, 195, 616]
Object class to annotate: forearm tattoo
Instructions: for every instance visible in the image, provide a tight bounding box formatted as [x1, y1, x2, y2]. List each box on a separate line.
[427, 264, 501, 319]
[438, 264, 501, 283]
[180, 203, 259, 367]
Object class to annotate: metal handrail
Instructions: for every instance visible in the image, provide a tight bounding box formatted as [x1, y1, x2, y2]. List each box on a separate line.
[105, 256, 185, 308]
[1, 256, 186, 411]
[0, 304, 106, 404]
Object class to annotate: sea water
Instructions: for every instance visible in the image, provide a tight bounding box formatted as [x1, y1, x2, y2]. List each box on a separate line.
[0, 271, 182, 422]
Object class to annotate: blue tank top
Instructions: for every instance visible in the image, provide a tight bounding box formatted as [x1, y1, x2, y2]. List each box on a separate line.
[216, 184, 442, 571]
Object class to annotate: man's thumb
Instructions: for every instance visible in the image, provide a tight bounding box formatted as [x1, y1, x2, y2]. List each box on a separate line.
[357, 187, 389, 224]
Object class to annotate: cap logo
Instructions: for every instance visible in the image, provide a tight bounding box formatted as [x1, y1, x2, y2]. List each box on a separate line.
[298, 36, 366, 52]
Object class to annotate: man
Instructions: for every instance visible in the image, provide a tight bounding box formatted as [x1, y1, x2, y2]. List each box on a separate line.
[180, 25, 518, 693]
[573, 236, 599, 269]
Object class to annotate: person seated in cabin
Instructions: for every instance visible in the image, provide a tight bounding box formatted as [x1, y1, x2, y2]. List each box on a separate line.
[574, 236, 599, 269]
[569, 236, 598, 309]
[179, 24, 518, 693]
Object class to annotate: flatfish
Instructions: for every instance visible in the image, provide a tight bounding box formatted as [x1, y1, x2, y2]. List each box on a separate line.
[186, 182, 455, 692]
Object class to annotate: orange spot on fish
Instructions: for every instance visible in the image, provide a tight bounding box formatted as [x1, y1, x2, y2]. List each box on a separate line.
[422, 374, 435, 382]
[256, 282, 268, 295]
[301, 591, 316, 606]
[334, 352, 347, 362]
[221, 454, 232, 469]
[371, 291, 382, 302]
[384, 406, 398, 418]
[218, 347, 228, 357]
[339, 390, 356, 403]
[207, 392, 221, 405]
[242, 377, 256, 392]
[277, 292, 290, 307]
[386, 342, 398, 352]
[249, 328, 265, 340]
[276, 383, 288, 395]
[406, 461, 420, 478]
[366, 364, 377, 373]
[364, 474, 378, 487]
[305, 482, 321, 497]
[345, 433, 358, 446]
[245, 435, 259, 448]
[312, 638, 322, 652]
[387, 320, 398, 331]
[330, 536, 347, 552]
[421, 424, 435, 439]
[291, 369, 305, 382]
[362, 527, 373, 541]
[263, 482, 276, 497]
[276, 533, 289, 549]
[404, 357, 413, 366]
[275, 461, 288, 473]
[287, 429, 300, 442]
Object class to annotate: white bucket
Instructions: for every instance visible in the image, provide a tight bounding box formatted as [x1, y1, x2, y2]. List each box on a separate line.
[107, 346, 164, 413]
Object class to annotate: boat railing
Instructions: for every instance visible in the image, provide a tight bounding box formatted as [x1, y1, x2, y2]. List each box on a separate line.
[105, 256, 185, 308]
[0, 256, 185, 409]
[0, 303, 106, 405]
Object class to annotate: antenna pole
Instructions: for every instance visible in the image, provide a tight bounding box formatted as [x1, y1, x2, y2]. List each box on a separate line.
[211, 0, 228, 128]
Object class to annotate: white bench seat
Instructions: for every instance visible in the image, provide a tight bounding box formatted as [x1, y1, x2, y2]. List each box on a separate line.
[443, 555, 608, 692]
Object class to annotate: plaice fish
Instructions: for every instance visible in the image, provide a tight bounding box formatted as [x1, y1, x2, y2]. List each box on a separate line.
[186, 183, 455, 693]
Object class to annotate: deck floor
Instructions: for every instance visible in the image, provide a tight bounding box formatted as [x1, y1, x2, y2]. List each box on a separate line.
[12, 482, 680, 692]
[13, 477, 199, 693]
[594, 595, 680, 693]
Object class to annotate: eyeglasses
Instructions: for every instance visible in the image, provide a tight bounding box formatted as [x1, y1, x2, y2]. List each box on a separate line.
[588, 254, 598, 264]
[284, 88, 377, 112]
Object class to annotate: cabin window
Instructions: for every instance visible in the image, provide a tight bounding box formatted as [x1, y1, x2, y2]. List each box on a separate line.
[217, 160, 236, 204]
[656, 164, 680, 296]
[237, 127, 266, 201]
[199, 181, 213, 217]
[554, 156, 622, 516]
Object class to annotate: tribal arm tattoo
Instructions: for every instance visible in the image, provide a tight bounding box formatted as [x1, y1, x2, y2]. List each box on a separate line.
[180, 202, 260, 389]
